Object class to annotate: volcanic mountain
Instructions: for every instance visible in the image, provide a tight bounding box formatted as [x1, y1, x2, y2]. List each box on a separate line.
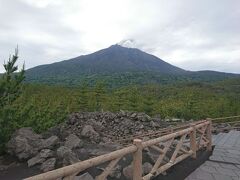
[25, 44, 238, 86]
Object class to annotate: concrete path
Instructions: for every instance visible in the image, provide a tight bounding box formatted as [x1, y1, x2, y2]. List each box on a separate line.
[185, 130, 240, 180]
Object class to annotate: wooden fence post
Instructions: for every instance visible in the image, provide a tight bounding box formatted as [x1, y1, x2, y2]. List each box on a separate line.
[133, 139, 143, 180]
[190, 124, 197, 158]
[206, 118, 212, 151]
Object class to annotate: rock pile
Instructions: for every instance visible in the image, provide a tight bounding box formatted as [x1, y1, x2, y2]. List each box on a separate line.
[6, 127, 80, 172]
[6, 111, 171, 178]
[7, 127, 44, 161]
[56, 111, 169, 142]
[7, 128, 59, 172]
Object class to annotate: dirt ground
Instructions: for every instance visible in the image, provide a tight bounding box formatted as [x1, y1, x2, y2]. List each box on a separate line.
[0, 156, 40, 180]
[0, 148, 212, 180]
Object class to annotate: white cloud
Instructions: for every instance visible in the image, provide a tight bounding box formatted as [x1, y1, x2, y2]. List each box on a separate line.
[19, 0, 63, 8]
[0, 0, 239, 73]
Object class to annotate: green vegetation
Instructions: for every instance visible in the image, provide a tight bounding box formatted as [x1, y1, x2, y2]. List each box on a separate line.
[7, 78, 240, 134]
[0, 48, 25, 154]
[26, 71, 239, 88]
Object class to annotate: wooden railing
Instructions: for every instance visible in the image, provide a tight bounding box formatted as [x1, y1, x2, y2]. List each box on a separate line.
[211, 115, 240, 123]
[25, 120, 212, 180]
[212, 115, 240, 132]
[116, 120, 207, 145]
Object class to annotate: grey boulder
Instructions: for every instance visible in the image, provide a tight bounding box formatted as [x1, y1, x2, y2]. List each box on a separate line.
[57, 146, 79, 166]
[64, 134, 83, 150]
[39, 149, 54, 159]
[42, 136, 59, 149]
[27, 149, 54, 167]
[7, 127, 43, 160]
[81, 125, 99, 142]
[40, 158, 56, 172]
[27, 155, 45, 167]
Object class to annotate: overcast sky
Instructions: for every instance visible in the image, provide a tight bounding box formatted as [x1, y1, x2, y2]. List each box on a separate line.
[0, 0, 240, 73]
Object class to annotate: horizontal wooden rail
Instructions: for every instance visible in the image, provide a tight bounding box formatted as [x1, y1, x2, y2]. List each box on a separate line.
[142, 121, 209, 148]
[222, 120, 240, 124]
[211, 115, 240, 121]
[25, 120, 212, 180]
[117, 120, 206, 145]
[25, 146, 137, 180]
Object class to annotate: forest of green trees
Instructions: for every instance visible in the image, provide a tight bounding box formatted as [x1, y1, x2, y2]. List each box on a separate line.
[0, 50, 240, 154]
[8, 78, 240, 132]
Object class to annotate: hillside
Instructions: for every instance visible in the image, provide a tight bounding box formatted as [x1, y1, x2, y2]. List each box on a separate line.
[25, 45, 239, 87]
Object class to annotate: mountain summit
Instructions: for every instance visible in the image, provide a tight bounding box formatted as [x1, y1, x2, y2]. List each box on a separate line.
[117, 39, 137, 48]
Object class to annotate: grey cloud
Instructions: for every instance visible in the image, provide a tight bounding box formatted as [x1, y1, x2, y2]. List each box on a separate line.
[0, 0, 239, 73]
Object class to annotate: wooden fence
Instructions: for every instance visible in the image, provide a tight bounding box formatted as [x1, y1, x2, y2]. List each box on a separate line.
[211, 115, 240, 123]
[211, 115, 240, 133]
[116, 120, 207, 145]
[25, 120, 212, 180]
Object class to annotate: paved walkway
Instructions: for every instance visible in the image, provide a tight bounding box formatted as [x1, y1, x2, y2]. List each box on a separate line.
[185, 130, 240, 180]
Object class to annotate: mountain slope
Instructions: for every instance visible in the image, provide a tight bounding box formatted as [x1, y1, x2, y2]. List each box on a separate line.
[25, 44, 239, 87]
[26, 45, 185, 76]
